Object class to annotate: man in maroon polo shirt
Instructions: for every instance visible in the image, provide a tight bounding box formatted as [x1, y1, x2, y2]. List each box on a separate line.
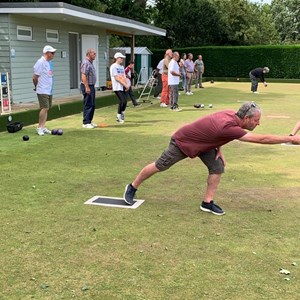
[123, 102, 300, 215]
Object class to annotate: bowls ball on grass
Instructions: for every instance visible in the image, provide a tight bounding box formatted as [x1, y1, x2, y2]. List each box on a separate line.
[51, 129, 58, 135]
[22, 135, 29, 141]
[194, 104, 205, 109]
[57, 129, 63, 135]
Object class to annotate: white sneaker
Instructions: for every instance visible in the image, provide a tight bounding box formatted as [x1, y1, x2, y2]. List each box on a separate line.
[117, 118, 124, 124]
[43, 128, 51, 134]
[253, 91, 259, 94]
[190, 92, 194, 95]
[36, 127, 44, 136]
[155, 96, 161, 99]
[172, 107, 182, 112]
[91, 123, 98, 128]
[160, 103, 168, 108]
[82, 123, 94, 129]
[186, 92, 191, 95]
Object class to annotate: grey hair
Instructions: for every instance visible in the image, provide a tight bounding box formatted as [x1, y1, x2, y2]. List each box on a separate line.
[86, 48, 95, 56]
[173, 51, 179, 58]
[263, 67, 270, 73]
[236, 102, 261, 119]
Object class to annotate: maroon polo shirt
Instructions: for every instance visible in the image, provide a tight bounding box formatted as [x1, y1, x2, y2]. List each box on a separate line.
[173, 110, 247, 158]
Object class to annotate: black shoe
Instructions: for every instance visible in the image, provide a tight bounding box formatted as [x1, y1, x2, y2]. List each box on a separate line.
[123, 184, 137, 205]
[200, 86, 204, 88]
[200, 201, 225, 215]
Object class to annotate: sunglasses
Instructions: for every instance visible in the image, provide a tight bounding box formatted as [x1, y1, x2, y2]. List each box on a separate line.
[243, 102, 257, 117]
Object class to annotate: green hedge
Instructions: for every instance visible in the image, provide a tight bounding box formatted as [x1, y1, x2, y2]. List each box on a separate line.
[151, 45, 300, 79]
[0, 93, 118, 132]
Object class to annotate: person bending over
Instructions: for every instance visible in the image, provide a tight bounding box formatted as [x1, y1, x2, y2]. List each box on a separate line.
[249, 67, 269, 93]
[123, 101, 300, 215]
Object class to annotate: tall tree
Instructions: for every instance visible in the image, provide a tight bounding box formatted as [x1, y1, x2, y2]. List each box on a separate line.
[68, 0, 107, 11]
[102, 0, 150, 23]
[151, 0, 227, 48]
[146, 0, 278, 48]
[10, 0, 284, 46]
[101, 0, 154, 47]
[271, 0, 300, 43]
[211, 0, 278, 45]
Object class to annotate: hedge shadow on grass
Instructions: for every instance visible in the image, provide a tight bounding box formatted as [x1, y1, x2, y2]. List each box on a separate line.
[0, 93, 118, 133]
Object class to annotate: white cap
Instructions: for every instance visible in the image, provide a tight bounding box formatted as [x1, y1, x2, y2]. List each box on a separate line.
[114, 52, 126, 59]
[43, 45, 57, 53]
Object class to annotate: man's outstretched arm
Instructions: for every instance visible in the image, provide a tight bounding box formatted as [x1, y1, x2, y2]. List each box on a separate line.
[239, 132, 300, 144]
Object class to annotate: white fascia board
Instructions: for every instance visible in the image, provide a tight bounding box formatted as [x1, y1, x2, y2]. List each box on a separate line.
[0, 8, 61, 14]
[1, 7, 166, 36]
[62, 8, 165, 36]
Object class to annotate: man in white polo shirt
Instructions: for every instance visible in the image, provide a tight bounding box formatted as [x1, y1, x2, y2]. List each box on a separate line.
[168, 51, 181, 111]
[33, 45, 56, 136]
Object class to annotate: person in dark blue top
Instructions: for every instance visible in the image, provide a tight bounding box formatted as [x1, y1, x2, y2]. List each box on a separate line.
[249, 67, 269, 93]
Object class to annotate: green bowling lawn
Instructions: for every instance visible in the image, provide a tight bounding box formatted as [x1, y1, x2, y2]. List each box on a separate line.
[1, 82, 300, 299]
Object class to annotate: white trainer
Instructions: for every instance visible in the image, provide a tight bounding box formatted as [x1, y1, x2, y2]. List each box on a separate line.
[82, 123, 94, 129]
[117, 118, 124, 124]
[43, 128, 51, 134]
[91, 123, 98, 128]
[172, 107, 182, 112]
[36, 127, 44, 136]
[160, 103, 168, 108]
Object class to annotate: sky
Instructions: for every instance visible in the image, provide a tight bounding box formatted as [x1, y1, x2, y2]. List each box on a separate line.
[249, 0, 272, 4]
[147, 0, 273, 8]
[147, 0, 273, 6]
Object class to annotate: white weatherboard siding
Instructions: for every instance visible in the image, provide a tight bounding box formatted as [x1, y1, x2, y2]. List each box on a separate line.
[0, 2, 166, 104]
[6, 15, 107, 103]
[0, 15, 11, 75]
